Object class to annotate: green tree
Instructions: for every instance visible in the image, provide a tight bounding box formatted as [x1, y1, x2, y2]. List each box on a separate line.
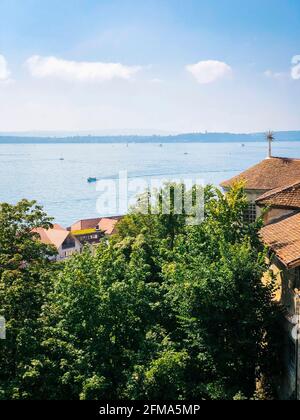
[24, 239, 162, 399]
[0, 200, 55, 399]
[161, 184, 282, 399]
[117, 183, 282, 399]
[1, 184, 281, 400]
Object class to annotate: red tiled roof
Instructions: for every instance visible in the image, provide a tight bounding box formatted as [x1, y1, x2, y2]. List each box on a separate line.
[33, 224, 70, 249]
[260, 212, 300, 268]
[70, 218, 101, 231]
[256, 180, 300, 208]
[70, 216, 122, 235]
[97, 218, 120, 235]
[221, 157, 300, 191]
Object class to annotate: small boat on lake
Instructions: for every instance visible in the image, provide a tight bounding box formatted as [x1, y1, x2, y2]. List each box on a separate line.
[87, 177, 97, 183]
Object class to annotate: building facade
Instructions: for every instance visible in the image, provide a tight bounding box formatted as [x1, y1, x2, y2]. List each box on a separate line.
[33, 224, 82, 261]
[69, 217, 122, 245]
[221, 156, 300, 400]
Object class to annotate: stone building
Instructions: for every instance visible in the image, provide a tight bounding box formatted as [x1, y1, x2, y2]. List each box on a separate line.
[221, 156, 300, 400]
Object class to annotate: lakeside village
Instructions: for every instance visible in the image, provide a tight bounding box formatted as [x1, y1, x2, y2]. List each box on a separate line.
[33, 136, 300, 400]
[33, 216, 123, 261]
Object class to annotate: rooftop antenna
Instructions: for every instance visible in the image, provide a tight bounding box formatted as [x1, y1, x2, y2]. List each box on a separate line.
[266, 131, 275, 158]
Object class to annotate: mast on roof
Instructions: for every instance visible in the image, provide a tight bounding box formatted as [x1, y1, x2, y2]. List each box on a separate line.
[266, 131, 275, 158]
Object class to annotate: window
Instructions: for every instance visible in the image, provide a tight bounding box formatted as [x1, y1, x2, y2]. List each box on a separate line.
[244, 203, 257, 223]
[62, 236, 76, 250]
[65, 249, 76, 258]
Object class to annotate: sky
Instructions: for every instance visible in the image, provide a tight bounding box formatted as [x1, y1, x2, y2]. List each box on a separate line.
[0, 0, 300, 134]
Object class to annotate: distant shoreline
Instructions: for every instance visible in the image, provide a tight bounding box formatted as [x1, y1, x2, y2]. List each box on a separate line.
[1, 131, 300, 144]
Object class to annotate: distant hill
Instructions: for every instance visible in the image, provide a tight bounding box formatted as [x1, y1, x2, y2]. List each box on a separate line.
[0, 129, 173, 137]
[0, 131, 300, 144]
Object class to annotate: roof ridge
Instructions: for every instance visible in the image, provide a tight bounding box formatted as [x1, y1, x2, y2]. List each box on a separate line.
[256, 179, 300, 202]
[221, 157, 300, 190]
[267, 156, 300, 161]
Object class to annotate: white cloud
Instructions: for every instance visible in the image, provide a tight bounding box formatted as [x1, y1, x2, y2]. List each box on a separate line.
[0, 55, 11, 82]
[264, 70, 286, 80]
[150, 78, 163, 84]
[186, 60, 232, 84]
[291, 55, 300, 80]
[25, 55, 142, 83]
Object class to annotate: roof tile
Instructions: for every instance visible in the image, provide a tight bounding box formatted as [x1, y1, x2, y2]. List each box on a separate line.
[97, 218, 120, 235]
[256, 180, 300, 208]
[33, 224, 71, 249]
[221, 157, 300, 191]
[260, 212, 300, 268]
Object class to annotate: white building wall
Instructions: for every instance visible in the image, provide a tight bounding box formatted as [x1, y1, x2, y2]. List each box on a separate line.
[56, 236, 82, 261]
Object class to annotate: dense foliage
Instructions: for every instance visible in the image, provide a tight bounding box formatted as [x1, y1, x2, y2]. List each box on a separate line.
[0, 186, 282, 400]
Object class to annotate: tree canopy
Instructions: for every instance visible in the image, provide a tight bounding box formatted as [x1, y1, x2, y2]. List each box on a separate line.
[0, 186, 282, 400]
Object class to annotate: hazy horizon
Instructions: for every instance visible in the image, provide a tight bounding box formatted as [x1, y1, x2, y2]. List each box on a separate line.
[1, 129, 300, 138]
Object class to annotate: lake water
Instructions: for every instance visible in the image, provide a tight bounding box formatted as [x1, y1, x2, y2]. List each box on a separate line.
[1, 141, 300, 226]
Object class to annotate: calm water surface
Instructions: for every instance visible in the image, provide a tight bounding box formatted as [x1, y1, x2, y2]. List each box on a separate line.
[1, 142, 299, 226]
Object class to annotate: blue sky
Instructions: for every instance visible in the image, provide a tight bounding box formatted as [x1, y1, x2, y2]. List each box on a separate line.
[0, 0, 299, 133]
